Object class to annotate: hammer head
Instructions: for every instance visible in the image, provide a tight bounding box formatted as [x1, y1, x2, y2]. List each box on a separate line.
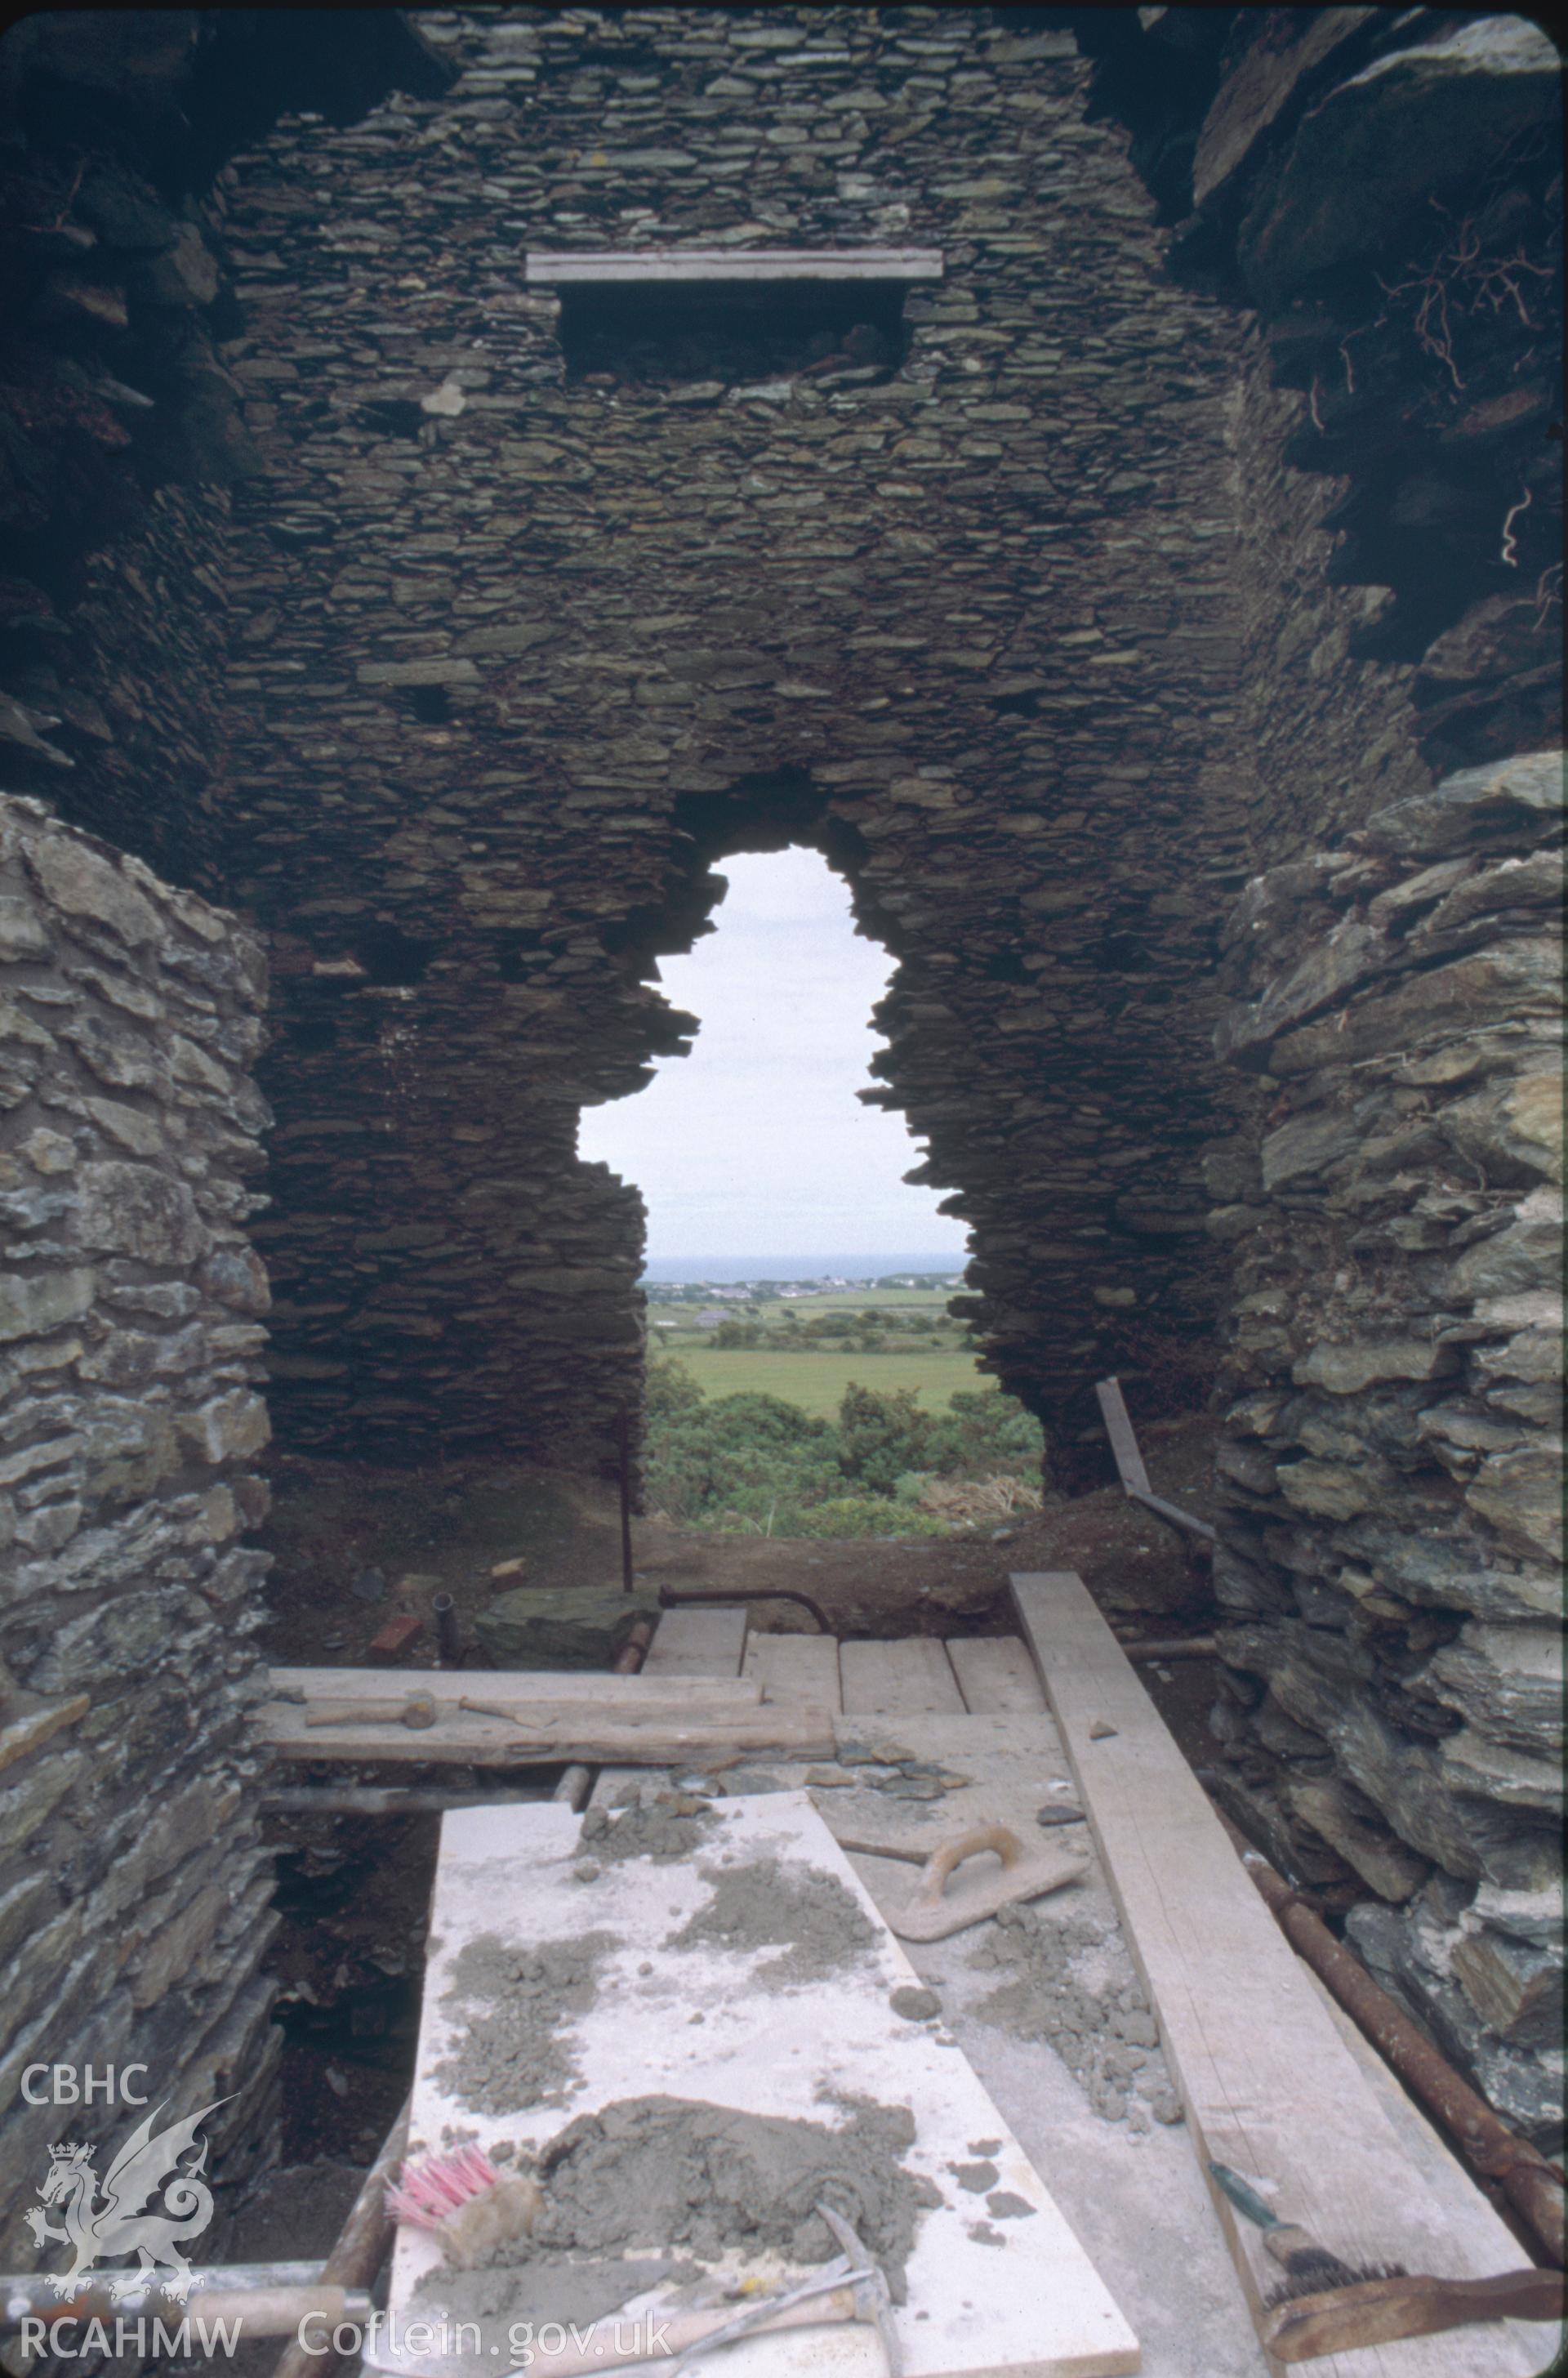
[814, 2201, 902, 2378]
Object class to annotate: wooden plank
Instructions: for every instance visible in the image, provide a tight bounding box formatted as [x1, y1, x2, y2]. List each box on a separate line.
[744, 1632, 843, 1714]
[1094, 1376, 1152, 1497]
[526, 246, 944, 283]
[946, 1637, 1046, 1714]
[1011, 1573, 1548, 2378]
[641, 1604, 749, 1678]
[260, 1704, 834, 1767]
[396, 1791, 1138, 2377]
[814, 1712, 1080, 1868]
[839, 1637, 964, 1716]
[1129, 1488, 1216, 1545]
[269, 1666, 760, 1711]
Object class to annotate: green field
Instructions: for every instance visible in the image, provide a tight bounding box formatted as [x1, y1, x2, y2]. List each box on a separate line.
[667, 1344, 993, 1419]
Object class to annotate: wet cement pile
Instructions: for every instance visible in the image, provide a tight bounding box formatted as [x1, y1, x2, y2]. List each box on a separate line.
[433, 1929, 619, 2115]
[577, 1791, 718, 1865]
[668, 1854, 879, 1987]
[535, 2092, 930, 2291]
[413, 2091, 931, 2340]
[416, 2250, 693, 2348]
[969, 1900, 1183, 2129]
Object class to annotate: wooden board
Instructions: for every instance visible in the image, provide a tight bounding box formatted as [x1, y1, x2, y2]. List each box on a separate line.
[947, 1638, 1047, 1715]
[745, 1632, 844, 1713]
[270, 1666, 760, 1709]
[1011, 1573, 1551, 2378]
[815, 1713, 1085, 1876]
[587, 1605, 752, 1809]
[640, 1604, 749, 1677]
[525, 246, 944, 283]
[1094, 1378, 1152, 1497]
[394, 1791, 1138, 2377]
[840, 1638, 965, 1717]
[260, 1703, 834, 1767]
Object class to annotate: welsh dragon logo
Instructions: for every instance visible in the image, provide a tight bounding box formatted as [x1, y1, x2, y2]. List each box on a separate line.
[24, 2098, 231, 2301]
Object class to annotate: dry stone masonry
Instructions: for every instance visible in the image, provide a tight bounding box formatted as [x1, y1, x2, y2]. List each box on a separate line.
[209, 4, 1249, 1470]
[1208, 751, 1562, 2139]
[0, 0, 1559, 2233]
[0, 795, 275, 2269]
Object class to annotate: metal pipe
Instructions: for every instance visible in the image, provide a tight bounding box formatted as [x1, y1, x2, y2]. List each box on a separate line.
[431, 1591, 462, 1667]
[1214, 1806, 1566, 2267]
[617, 1405, 635, 1595]
[553, 1616, 654, 1812]
[271, 2095, 410, 2378]
[659, 1583, 831, 1635]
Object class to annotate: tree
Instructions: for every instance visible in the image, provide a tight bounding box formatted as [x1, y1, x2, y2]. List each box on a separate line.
[836, 1382, 931, 1496]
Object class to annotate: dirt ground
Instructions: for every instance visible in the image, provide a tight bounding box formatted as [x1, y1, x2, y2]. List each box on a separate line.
[258, 1410, 1218, 1666]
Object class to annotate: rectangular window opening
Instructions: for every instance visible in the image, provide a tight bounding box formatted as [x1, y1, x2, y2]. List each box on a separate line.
[527, 248, 942, 389]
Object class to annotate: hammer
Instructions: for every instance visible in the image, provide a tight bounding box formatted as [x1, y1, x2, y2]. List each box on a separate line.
[478, 2200, 902, 2378]
[303, 1692, 437, 1730]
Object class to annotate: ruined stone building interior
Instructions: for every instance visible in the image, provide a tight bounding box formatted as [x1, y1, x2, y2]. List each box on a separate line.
[0, 8, 1561, 2376]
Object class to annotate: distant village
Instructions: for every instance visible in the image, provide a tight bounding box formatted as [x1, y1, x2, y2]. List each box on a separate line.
[644, 1272, 964, 1310]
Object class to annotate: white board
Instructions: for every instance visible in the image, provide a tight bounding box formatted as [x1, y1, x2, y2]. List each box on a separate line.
[393, 1792, 1138, 2378]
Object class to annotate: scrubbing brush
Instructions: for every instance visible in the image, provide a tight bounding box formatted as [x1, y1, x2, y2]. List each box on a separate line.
[1210, 2157, 1564, 2362]
[387, 2145, 542, 2269]
[1209, 2162, 1405, 2304]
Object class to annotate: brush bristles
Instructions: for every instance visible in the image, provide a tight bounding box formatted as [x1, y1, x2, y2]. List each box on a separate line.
[387, 2145, 502, 2230]
[1265, 2259, 1409, 2309]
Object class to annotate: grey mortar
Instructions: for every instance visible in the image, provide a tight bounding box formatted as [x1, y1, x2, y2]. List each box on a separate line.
[969, 1900, 1183, 2126]
[529, 2091, 933, 2300]
[433, 1930, 621, 2116]
[578, 1791, 720, 1866]
[415, 2253, 692, 2349]
[668, 1854, 880, 1987]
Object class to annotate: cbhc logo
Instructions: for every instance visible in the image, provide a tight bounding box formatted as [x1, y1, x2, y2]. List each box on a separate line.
[20, 2066, 149, 2106]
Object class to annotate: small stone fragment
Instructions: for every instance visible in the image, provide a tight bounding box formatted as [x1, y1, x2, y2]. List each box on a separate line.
[890, 1983, 941, 2022]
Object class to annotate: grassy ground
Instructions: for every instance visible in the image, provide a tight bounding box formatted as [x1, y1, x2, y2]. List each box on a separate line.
[668, 1343, 993, 1418]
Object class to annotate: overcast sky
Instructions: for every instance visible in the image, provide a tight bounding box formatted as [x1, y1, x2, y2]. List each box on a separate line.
[577, 847, 972, 1264]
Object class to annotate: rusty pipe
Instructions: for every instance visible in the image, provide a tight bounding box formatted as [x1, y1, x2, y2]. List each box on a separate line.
[657, 1583, 831, 1635]
[271, 2096, 409, 2378]
[1215, 1807, 1565, 2266]
[553, 1617, 655, 1813]
[431, 1592, 462, 1667]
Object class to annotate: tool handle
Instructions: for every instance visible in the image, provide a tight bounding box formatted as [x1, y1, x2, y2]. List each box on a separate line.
[304, 1696, 435, 1730]
[304, 1702, 409, 1729]
[514, 2284, 860, 2377]
[912, 1823, 1023, 1907]
[1263, 2266, 1565, 2362]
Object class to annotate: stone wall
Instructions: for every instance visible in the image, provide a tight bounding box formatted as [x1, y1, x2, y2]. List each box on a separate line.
[1207, 751, 1563, 2143]
[1094, 10, 1565, 2144]
[0, 792, 277, 2269]
[212, 2, 1250, 1472]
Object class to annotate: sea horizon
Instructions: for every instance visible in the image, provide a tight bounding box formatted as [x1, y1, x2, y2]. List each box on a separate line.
[642, 1251, 969, 1284]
